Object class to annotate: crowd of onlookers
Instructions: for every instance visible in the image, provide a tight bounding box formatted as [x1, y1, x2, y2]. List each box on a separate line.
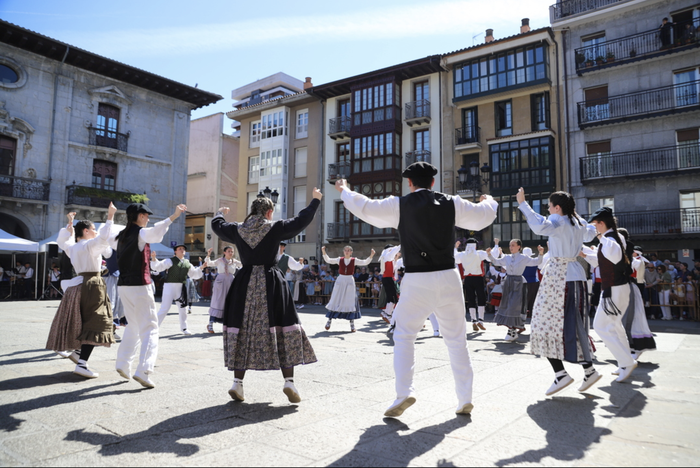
[642, 256, 699, 321]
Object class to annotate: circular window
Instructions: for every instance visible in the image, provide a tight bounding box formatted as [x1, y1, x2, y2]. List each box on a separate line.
[0, 64, 18, 84]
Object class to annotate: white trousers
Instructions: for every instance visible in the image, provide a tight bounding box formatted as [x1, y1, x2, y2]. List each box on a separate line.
[117, 285, 159, 375]
[393, 268, 473, 406]
[468, 306, 486, 322]
[157, 283, 188, 331]
[427, 313, 439, 332]
[659, 289, 672, 319]
[593, 284, 635, 368]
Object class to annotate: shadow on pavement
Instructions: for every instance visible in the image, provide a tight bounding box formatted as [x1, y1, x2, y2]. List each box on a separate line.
[0, 351, 66, 367]
[0, 381, 135, 432]
[65, 402, 297, 457]
[0, 371, 90, 392]
[495, 397, 613, 466]
[327, 416, 472, 467]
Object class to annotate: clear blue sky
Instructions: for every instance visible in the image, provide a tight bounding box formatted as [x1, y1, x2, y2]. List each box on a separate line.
[0, 0, 553, 129]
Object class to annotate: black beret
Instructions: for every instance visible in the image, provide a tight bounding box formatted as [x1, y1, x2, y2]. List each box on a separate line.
[279, 242, 287, 246]
[588, 206, 614, 223]
[173, 244, 187, 251]
[402, 161, 438, 179]
[126, 203, 154, 216]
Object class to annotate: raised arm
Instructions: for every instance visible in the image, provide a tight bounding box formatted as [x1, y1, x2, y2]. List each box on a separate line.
[150, 257, 173, 273]
[355, 249, 376, 266]
[321, 247, 339, 265]
[287, 256, 304, 270]
[279, 190, 322, 239]
[338, 180, 400, 229]
[454, 195, 498, 231]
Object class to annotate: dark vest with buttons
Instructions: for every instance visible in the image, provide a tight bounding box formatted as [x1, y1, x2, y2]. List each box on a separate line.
[277, 253, 290, 273]
[398, 190, 456, 273]
[117, 223, 152, 286]
[165, 256, 191, 284]
[597, 232, 631, 291]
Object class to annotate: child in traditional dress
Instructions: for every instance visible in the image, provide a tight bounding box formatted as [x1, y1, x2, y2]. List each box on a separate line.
[455, 239, 490, 332]
[322, 245, 375, 332]
[205, 246, 242, 333]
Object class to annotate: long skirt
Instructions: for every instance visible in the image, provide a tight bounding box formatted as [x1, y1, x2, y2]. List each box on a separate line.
[46, 272, 115, 351]
[209, 273, 233, 323]
[622, 283, 656, 353]
[186, 277, 200, 304]
[382, 277, 399, 304]
[325, 274, 361, 320]
[494, 276, 526, 328]
[530, 258, 595, 364]
[201, 279, 213, 297]
[224, 265, 317, 371]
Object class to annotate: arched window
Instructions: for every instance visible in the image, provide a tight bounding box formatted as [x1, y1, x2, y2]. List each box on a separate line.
[92, 159, 117, 190]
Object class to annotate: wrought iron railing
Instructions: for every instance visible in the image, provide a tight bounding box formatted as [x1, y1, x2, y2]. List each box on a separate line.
[490, 168, 553, 192]
[0, 174, 50, 201]
[327, 222, 349, 240]
[580, 144, 700, 180]
[66, 184, 143, 209]
[329, 116, 352, 135]
[577, 80, 700, 126]
[575, 19, 700, 72]
[405, 100, 431, 121]
[328, 161, 351, 181]
[455, 126, 480, 146]
[550, 0, 621, 22]
[350, 221, 397, 239]
[615, 208, 700, 236]
[88, 127, 129, 152]
[405, 150, 431, 166]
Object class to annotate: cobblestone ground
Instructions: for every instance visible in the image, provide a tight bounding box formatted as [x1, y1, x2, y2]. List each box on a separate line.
[1, 299, 699, 467]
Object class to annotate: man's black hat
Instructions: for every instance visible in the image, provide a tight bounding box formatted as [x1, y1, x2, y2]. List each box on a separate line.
[402, 161, 438, 179]
[173, 244, 187, 251]
[126, 203, 154, 216]
[280, 242, 287, 247]
[588, 206, 614, 223]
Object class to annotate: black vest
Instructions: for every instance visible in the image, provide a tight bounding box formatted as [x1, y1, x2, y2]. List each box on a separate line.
[597, 232, 631, 291]
[397, 190, 456, 273]
[277, 253, 290, 273]
[117, 223, 152, 286]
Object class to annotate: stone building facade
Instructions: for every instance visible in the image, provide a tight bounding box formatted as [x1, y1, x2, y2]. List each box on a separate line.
[0, 20, 221, 244]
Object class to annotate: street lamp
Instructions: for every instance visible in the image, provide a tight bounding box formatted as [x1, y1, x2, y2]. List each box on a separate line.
[458, 162, 491, 202]
[258, 186, 280, 204]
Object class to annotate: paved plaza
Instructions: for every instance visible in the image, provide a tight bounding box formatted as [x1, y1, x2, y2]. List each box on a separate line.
[0, 299, 699, 467]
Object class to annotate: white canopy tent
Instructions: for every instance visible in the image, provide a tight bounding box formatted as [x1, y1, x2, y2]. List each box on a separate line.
[0, 229, 40, 299]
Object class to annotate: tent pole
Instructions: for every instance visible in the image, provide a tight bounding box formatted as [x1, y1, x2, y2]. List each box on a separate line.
[35, 251, 39, 300]
[41, 251, 46, 300]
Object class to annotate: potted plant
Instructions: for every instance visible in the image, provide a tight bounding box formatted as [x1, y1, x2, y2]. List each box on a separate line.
[595, 55, 605, 65]
[606, 51, 615, 62]
[585, 58, 594, 67]
[576, 52, 586, 67]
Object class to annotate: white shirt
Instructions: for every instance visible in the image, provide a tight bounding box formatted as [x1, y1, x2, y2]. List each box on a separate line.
[379, 245, 401, 276]
[150, 257, 204, 280]
[323, 253, 373, 268]
[488, 251, 542, 276]
[455, 247, 489, 276]
[632, 257, 645, 284]
[108, 218, 173, 252]
[277, 253, 304, 271]
[57, 220, 113, 275]
[581, 230, 626, 268]
[205, 257, 242, 275]
[24, 267, 34, 279]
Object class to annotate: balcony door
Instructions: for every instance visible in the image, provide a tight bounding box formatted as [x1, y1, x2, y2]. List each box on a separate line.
[414, 81, 429, 118]
[92, 160, 117, 191]
[677, 128, 699, 169]
[461, 107, 478, 143]
[0, 136, 15, 176]
[584, 86, 609, 122]
[338, 99, 350, 117]
[680, 191, 700, 233]
[414, 129, 430, 162]
[674, 69, 699, 107]
[96, 104, 119, 149]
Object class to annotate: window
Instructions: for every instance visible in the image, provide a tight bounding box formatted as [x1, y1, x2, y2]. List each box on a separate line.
[492, 192, 550, 242]
[454, 44, 548, 99]
[248, 156, 260, 184]
[296, 110, 308, 139]
[352, 82, 399, 126]
[531, 92, 550, 131]
[583, 86, 609, 121]
[677, 128, 700, 169]
[260, 149, 283, 176]
[588, 197, 614, 216]
[337, 142, 350, 164]
[495, 100, 512, 137]
[261, 110, 287, 139]
[674, 69, 699, 107]
[250, 121, 261, 148]
[351, 132, 400, 174]
[460, 107, 478, 144]
[96, 103, 119, 149]
[581, 33, 606, 62]
[348, 181, 401, 237]
[490, 136, 554, 192]
[582, 141, 612, 179]
[293, 186, 307, 216]
[414, 81, 429, 101]
[184, 221, 205, 253]
[338, 99, 351, 117]
[294, 147, 307, 178]
[680, 191, 700, 233]
[92, 160, 117, 190]
[0, 136, 16, 176]
[414, 129, 430, 153]
[246, 191, 257, 214]
[0, 64, 18, 84]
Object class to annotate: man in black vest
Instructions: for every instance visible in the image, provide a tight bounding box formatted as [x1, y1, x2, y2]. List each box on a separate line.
[277, 242, 303, 293]
[110, 202, 186, 389]
[335, 162, 498, 418]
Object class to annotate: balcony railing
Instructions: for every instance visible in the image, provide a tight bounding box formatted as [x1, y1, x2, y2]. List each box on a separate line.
[327, 161, 351, 182]
[328, 116, 351, 140]
[88, 127, 129, 152]
[66, 184, 144, 210]
[405, 150, 431, 166]
[350, 221, 398, 239]
[580, 144, 700, 181]
[327, 223, 349, 240]
[405, 100, 431, 126]
[575, 19, 700, 73]
[550, 0, 621, 22]
[0, 174, 50, 201]
[577, 80, 700, 127]
[455, 127, 480, 146]
[615, 208, 700, 236]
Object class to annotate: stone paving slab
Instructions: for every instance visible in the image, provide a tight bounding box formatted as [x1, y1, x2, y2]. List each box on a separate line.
[1, 300, 699, 467]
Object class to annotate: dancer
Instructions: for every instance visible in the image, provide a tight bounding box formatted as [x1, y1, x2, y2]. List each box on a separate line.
[205, 246, 242, 333]
[379, 244, 401, 325]
[322, 245, 375, 332]
[455, 239, 490, 332]
[110, 202, 187, 389]
[46, 203, 117, 378]
[517, 188, 600, 395]
[335, 162, 497, 417]
[151, 245, 205, 335]
[211, 189, 322, 404]
[487, 240, 543, 342]
[581, 207, 638, 383]
[277, 242, 304, 294]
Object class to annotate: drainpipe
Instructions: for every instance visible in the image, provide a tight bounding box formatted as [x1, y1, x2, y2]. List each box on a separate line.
[317, 100, 325, 263]
[561, 29, 572, 193]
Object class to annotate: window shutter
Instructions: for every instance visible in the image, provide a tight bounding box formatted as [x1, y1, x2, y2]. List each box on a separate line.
[585, 86, 608, 105]
[530, 94, 537, 132]
[544, 91, 551, 129]
[677, 128, 699, 142]
[586, 141, 611, 155]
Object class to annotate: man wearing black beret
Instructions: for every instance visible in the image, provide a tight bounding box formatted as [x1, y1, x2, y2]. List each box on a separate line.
[335, 161, 498, 418]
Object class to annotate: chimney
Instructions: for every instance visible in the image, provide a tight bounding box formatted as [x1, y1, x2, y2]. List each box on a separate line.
[485, 29, 494, 43]
[521, 18, 530, 34]
[304, 77, 313, 90]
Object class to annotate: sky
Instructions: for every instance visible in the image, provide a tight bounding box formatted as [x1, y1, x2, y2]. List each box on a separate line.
[0, 0, 554, 130]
